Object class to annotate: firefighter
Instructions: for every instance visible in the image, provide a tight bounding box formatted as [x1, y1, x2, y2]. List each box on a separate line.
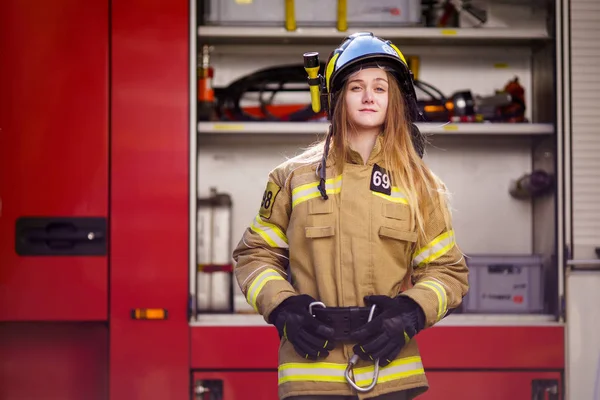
[232, 32, 469, 400]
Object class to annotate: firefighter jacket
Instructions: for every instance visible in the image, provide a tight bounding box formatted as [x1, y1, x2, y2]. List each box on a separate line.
[232, 135, 470, 400]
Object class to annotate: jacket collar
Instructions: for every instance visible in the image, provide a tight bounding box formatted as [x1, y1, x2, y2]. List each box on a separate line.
[347, 134, 385, 166]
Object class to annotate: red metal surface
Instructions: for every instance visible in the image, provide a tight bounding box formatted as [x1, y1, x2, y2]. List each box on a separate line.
[110, 0, 190, 399]
[192, 326, 280, 369]
[191, 371, 561, 400]
[192, 325, 564, 370]
[422, 371, 562, 400]
[192, 326, 562, 399]
[0, 323, 108, 400]
[417, 326, 564, 369]
[0, 0, 109, 321]
[193, 372, 279, 400]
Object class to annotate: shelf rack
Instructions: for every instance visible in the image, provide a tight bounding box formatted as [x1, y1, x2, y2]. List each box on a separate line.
[197, 25, 552, 46]
[197, 121, 555, 136]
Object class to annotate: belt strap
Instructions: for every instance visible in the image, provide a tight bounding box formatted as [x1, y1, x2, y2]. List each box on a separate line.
[312, 306, 375, 342]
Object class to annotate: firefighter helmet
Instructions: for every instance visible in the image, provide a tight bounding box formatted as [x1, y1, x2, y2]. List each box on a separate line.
[324, 32, 419, 119]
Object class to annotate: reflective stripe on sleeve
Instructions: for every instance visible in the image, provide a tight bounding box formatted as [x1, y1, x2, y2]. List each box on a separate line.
[291, 175, 342, 208]
[371, 187, 408, 204]
[415, 279, 448, 321]
[278, 356, 424, 385]
[412, 230, 455, 267]
[250, 215, 289, 249]
[246, 268, 286, 311]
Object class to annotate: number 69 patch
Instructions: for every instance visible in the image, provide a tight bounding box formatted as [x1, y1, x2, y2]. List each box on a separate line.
[259, 181, 281, 219]
[370, 164, 392, 195]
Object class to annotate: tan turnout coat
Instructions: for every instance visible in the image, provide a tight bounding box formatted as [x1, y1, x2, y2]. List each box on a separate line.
[233, 136, 469, 399]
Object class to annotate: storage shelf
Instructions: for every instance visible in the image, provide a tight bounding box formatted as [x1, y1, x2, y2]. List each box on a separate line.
[198, 121, 554, 136]
[189, 313, 560, 327]
[197, 26, 551, 46]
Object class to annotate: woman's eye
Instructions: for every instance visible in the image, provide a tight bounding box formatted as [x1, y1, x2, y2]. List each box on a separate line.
[350, 86, 361, 91]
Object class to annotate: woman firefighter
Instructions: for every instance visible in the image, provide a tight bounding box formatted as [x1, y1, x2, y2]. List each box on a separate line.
[232, 32, 470, 400]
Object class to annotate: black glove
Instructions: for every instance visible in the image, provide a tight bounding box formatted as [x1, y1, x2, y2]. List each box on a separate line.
[269, 294, 336, 360]
[350, 295, 425, 367]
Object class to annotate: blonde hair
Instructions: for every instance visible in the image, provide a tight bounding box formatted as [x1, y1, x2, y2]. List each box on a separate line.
[294, 69, 452, 251]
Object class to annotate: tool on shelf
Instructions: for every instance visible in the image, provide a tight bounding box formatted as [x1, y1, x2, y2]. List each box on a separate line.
[198, 44, 216, 121]
[196, 188, 234, 314]
[215, 63, 326, 122]
[509, 170, 554, 199]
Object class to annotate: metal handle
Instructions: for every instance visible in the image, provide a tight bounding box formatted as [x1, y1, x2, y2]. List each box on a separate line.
[15, 217, 107, 256]
[309, 301, 326, 315]
[567, 259, 600, 271]
[26, 225, 103, 242]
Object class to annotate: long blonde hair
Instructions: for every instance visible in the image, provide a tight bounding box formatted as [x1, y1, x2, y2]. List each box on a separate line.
[295, 69, 452, 250]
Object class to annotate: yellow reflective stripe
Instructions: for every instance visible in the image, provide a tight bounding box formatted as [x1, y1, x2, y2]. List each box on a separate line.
[325, 52, 340, 92]
[412, 230, 455, 267]
[415, 280, 448, 321]
[250, 215, 289, 248]
[278, 361, 346, 384]
[355, 357, 424, 385]
[278, 356, 424, 385]
[291, 175, 342, 208]
[246, 268, 286, 311]
[371, 186, 408, 204]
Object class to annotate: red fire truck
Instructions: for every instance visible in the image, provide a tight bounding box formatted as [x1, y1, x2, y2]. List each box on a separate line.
[1, 1, 597, 399]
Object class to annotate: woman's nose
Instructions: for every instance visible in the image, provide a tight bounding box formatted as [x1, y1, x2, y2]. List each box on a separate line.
[362, 89, 374, 103]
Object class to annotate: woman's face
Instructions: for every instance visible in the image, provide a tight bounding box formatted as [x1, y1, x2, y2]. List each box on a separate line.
[344, 67, 389, 132]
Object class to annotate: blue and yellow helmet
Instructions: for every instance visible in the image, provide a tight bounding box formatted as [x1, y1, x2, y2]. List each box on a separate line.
[324, 32, 419, 120]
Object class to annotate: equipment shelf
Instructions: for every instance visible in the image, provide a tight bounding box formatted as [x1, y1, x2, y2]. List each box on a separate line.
[197, 26, 551, 46]
[189, 313, 560, 327]
[197, 121, 555, 136]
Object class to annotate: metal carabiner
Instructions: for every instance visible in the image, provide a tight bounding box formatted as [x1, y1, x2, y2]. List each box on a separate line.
[344, 304, 379, 393]
[308, 301, 326, 316]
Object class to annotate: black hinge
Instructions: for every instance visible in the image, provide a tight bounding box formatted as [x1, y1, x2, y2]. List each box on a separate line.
[531, 379, 559, 400]
[15, 217, 107, 256]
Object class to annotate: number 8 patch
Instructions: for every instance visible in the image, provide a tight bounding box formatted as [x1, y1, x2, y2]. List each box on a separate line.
[370, 164, 392, 195]
[259, 181, 281, 219]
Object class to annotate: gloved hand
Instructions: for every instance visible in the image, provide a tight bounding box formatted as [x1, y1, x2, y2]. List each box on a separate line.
[269, 294, 336, 360]
[350, 295, 425, 367]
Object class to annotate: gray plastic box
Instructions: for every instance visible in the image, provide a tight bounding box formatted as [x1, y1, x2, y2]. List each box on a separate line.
[206, 0, 422, 27]
[462, 254, 544, 313]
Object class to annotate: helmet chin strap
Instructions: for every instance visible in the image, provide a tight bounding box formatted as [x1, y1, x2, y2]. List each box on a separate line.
[318, 123, 334, 200]
[410, 123, 425, 158]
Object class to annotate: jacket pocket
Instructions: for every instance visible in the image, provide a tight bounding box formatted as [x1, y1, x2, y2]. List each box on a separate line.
[309, 197, 334, 215]
[305, 226, 335, 238]
[303, 199, 336, 284]
[382, 203, 410, 221]
[379, 226, 417, 242]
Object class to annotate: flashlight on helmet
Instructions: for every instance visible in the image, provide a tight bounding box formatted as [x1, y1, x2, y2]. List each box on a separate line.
[303, 52, 323, 114]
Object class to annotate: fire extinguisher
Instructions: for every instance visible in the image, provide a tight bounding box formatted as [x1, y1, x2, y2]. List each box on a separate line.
[198, 44, 215, 121]
[196, 187, 233, 313]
